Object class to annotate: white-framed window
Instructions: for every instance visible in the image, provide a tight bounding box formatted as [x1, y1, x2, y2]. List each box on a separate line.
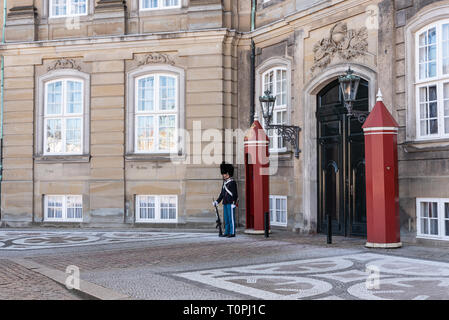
[269, 195, 287, 226]
[44, 78, 83, 155]
[415, 20, 449, 139]
[140, 0, 180, 10]
[136, 195, 178, 223]
[135, 73, 178, 153]
[44, 195, 83, 222]
[417, 198, 449, 240]
[262, 67, 287, 151]
[50, 0, 88, 17]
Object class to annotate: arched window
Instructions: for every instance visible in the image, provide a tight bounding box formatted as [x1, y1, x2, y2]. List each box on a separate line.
[262, 67, 288, 151]
[415, 20, 449, 139]
[44, 78, 84, 154]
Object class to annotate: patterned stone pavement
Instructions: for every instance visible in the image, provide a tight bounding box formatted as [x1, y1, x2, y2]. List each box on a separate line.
[175, 253, 449, 300]
[2, 229, 449, 300]
[0, 230, 216, 250]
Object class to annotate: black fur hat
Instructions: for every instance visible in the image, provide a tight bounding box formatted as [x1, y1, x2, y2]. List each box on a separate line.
[220, 161, 234, 177]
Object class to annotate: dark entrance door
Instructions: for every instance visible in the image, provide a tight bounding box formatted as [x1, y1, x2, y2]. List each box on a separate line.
[317, 79, 368, 237]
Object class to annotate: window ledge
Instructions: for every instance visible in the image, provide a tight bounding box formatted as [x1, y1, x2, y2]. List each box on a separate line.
[125, 153, 186, 162]
[416, 235, 449, 241]
[269, 150, 292, 161]
[138, 7, 184, 16]
[271, 224, 288, 228]
[402, 139, 449, 153]
[34, 155, 91, 163]
[257, 0, 284, 10]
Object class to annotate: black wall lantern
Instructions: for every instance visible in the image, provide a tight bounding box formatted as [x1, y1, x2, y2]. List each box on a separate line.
[338, 67, 368, 123]
[259, 90, 302, 158]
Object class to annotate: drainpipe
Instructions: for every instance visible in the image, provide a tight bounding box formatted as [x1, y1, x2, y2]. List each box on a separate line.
[250, 0, 257, 125]
[0, 0, 6, 222]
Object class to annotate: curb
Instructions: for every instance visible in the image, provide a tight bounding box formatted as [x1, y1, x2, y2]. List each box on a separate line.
[10, 258, 131, 300]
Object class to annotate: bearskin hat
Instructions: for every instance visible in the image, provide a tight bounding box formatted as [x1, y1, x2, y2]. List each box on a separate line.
[220, 161, 234, 177]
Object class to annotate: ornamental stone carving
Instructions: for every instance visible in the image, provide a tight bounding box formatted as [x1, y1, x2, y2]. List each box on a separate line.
[138, 53, 175, 66]
[47, 59, 82, 72]
[311, 22, 368, 72]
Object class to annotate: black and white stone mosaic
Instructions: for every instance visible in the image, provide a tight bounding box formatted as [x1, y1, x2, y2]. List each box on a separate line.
[176, 253, 449, 300]
[0, 231, 216, 250]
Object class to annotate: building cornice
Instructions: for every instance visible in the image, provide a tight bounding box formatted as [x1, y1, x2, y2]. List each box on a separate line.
[0, 0, 378, 52]
[0, 28, 234, 52]
[238, 0, 379, 43]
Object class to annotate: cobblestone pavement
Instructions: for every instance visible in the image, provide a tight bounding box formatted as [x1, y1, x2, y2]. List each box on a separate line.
[0, 259, 81, 300]
[2, 228, 449, 300]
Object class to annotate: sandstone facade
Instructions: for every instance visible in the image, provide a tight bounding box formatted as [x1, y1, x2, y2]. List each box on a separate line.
[0, 0, 448, 243]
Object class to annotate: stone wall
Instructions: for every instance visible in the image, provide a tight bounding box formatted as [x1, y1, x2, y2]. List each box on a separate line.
[394, 0, 449, 234]
[0, 29, 238, 227]
[236, 0, 383, 233]
[5, 0, 230, 42]
[1, 0, 448, 237]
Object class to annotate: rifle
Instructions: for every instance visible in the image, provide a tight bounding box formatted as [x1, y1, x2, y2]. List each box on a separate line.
[213, 198, 223, 237]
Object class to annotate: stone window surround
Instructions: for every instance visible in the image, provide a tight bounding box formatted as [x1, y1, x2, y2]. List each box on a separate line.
[125, 64, 185, 161]
[255, 56, 293, 153]
[270, 195, 287, 227]
[135, 194, 178, 223]
[129, 0, 188, 16]
[35, 69, 91, 161]
[41, 0, 95, 20]
[48, 0, 89, 18]
[44, 194, 84, 222]
[416, 197, 449, 241]
[139, 0, 182, 11]
[405, 2, 449, 146]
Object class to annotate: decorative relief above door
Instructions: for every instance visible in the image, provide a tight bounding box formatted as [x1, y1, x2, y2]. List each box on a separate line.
[311, 22, 368, 72]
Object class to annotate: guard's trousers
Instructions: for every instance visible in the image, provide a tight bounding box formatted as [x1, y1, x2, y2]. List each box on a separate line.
[223, 204, 235, 236]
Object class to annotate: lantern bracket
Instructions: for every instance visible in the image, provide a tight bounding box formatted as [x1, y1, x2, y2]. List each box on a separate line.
[338, 67, 368, 124]
[259, 90, 302, 158]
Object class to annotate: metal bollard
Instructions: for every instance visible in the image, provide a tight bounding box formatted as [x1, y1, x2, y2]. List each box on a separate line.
[327, 213, 332, 244]
[264, 212, 270, 238]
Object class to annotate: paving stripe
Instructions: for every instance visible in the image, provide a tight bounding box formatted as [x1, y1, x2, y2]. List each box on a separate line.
[10, 258, 130, 300]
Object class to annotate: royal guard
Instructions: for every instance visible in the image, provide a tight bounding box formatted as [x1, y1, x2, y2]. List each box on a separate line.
[213, 162, 239, 237]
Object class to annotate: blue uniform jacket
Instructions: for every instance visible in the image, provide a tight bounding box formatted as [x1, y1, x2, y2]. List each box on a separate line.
[216, 178, 238, 205]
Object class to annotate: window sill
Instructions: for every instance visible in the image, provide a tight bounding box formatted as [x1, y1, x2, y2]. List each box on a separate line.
[402, 139, 449, 153]
[416, 234, 449, 241]
[135, 220, 178, 224]
[269, 150, 292, 161]
[43, 219, 83, 223]
[138, 7, 184, 16]
[125, 153, 186, 162]
[34, 155, 91, 163]
[40, 221, 84, 226]
[47, 14, 90, 22]
[257, 0, 284, 10]
[271, 223, 288, 228]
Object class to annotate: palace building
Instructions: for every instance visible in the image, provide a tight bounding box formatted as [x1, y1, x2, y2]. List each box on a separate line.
[1, 0, 448, 244]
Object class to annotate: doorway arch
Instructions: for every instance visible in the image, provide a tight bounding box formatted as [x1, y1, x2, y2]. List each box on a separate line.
[301, 64, 377, 234]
